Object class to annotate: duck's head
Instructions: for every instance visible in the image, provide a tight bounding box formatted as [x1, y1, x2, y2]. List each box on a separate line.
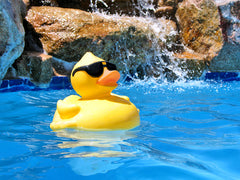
[71, 52, 120, 99]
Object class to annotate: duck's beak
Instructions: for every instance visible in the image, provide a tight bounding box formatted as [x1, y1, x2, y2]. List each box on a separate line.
[97, 69, 120, 86]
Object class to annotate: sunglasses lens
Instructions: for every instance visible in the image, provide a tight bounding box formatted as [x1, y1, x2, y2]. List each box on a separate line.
[86, 62, 103, 77]
[106, 62, 117, 71]
[72, 61, 117, 77]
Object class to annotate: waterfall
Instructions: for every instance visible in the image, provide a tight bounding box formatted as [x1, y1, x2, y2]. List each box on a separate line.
[10, 0, 229, 84]
[86, 0, 188, 81]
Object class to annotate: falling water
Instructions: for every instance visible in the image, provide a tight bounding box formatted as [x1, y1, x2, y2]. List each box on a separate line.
[87, 0, 189, 81]
[23, 0, 209, 82]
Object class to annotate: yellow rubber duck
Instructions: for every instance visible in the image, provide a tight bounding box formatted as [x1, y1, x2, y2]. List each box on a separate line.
[50, 52, 140, 131]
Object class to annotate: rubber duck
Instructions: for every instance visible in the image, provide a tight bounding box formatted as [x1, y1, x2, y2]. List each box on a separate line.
[50, 52, 140, 131]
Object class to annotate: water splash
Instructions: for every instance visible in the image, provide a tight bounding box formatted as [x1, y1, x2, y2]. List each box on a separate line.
[30, 0, 203, 82]
[88, 0, 192, 82]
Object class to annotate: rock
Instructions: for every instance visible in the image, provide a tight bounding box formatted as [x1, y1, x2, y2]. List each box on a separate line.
[209, 1, 240, 72]
[51, 57, 76, 76]
[231, 1, 240, 20]
[23, 19, 44, 53]
[3, 66, 17, 80]
[214, 0, 239, 6]
[155, 0, 183, 19]
[25, 6, 179, 76]
[15, 52, 53, 85]
[209, 43, 240, 72]
[158, 0, 181, 7]
[29, 0, 58, 6]
[175, 0, 223, 60]
[22, 0, 30, 8]
[155, 6, 175, 18]
[218, 1, 240, 44]
[173, 52, 207, 80]
[0, 0, 26, 80]
[166, 0, 181, 6]
[28, 0, 157, 16]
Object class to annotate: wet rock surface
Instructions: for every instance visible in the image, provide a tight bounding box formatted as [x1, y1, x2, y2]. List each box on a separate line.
[176, 0, 223, 60]
[0, 0, 26, 80]
[28, 0, 157, 16]
[211, 0, 240, 72]
[15, 52, 53, 85]
[1, 0, 240, 83]
[209, 43, 240, 72]
[25, 6, 181, 77]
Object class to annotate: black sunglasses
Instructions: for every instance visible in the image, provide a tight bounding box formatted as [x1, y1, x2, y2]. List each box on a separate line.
[72, 61, 117, 77]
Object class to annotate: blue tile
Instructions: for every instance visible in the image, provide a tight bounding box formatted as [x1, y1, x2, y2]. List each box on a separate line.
[0, 80, 9, 88]
[63, 77, 72, 89]
[28, 81, 35, 87]
[223, 77, 240, 82]
[51, 76, 64, 84]
[49, 76, 64, 89]
[220, 72, 238, 79]
[205, 72, 239, 81]
[9, 79, 24, 87]
[22, 79, 34, 87]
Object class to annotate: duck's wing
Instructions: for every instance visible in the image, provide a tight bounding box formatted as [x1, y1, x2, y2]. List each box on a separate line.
[57, 95, 81, 119]
[63, 95, 81, 103]
[111, 93, 130, 101]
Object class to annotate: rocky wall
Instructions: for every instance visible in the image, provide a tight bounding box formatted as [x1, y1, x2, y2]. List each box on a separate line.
[209, 0, 240, 72]
[0, 0, 239, 84]
[0, 0, 26, 80]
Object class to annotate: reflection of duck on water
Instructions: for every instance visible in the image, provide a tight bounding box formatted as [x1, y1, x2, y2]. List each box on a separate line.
[56, 130, 136, 176]
[50, 52, 140, 131]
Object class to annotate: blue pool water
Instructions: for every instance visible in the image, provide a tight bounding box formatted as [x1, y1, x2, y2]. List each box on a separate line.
[0, 80, 240, 179]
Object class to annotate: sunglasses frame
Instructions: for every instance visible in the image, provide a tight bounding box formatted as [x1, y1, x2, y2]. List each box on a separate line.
[72, 61, 117, 77]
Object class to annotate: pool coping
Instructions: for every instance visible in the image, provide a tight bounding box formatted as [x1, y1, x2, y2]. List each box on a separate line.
[0, 76, 72, 92]
[0, 72, 240, 92]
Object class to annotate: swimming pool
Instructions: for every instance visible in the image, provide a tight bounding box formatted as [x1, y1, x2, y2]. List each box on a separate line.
[0, 79, 240, 179]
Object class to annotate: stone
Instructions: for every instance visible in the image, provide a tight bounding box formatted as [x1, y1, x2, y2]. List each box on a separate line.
[158, 0, 180, 7]
[28, 0, 158, 16]
[173, 52, 207, 80]
[175, 0, 223, 60]
[230, 1, 240, 20]
[29, 0, 58, 6]
[209, 43, 240, 72]
[155, 6, 174, 18]
[15, 52, 54, 85]
[218, 1, 240, 44]
[155, 0, 182, 19]
[25, 6, 179, 76]
[210, 1, 240, 73]
[22, 0, 30, 7]
[51, 57, 76, 76]
[214, 0, 239, 6]
[0, 0, 26, 80]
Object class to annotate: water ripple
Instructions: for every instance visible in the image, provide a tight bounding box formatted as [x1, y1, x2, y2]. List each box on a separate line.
[0, 82, 240, 179]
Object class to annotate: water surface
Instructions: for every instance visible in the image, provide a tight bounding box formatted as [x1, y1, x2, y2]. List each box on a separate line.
[0, 80, 239, 179]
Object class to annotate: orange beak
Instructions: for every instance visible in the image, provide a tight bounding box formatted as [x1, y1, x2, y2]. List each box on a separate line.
[97, 69, 120, 86]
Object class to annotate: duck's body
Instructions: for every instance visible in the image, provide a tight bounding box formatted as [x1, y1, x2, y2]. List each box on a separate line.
[50, 52, 140, 131]
[51, 94, 139, 130]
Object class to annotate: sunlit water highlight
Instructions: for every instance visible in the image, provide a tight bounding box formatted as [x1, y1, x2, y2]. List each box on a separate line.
[0, 80, 240, 179]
